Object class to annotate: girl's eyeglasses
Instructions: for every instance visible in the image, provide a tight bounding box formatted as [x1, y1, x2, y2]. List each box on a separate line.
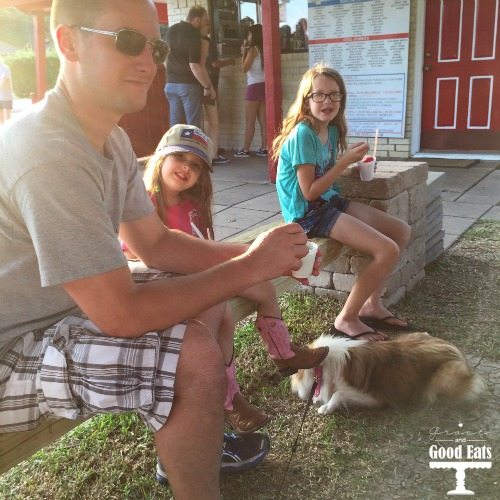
[73, 26, 169, 64]
[308, 92, 343, 103]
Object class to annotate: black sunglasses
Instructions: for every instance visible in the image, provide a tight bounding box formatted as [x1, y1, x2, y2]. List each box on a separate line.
[74, 26, 168, 64]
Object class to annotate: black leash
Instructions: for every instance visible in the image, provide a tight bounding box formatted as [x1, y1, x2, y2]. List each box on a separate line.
[276, 379, 318, 500]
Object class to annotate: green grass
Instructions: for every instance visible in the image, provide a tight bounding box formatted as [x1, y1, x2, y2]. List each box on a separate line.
[1, 220, 499, 499]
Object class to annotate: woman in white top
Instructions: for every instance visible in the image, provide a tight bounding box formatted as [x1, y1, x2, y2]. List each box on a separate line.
[235, 24, 267, 158]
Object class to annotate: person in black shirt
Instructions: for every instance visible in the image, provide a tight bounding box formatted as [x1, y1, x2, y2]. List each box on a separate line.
[165, 6, 215, 128]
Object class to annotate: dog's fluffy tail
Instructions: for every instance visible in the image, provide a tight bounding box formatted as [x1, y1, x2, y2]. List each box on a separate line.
[424, 360, 485, 405]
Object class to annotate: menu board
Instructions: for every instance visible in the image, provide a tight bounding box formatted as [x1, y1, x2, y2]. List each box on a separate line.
[308, 0, 410, 137]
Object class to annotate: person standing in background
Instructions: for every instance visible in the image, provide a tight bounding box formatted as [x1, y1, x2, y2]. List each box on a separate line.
[0, 60, 14, 125]
[295, 18, 309, 48]
[165, 5, 215, 128]
[234, 24, 267, 158]
[200, 22, 235, 165]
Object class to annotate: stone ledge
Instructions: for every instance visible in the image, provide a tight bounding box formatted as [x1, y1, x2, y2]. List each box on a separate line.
[339, 161, 428, 199]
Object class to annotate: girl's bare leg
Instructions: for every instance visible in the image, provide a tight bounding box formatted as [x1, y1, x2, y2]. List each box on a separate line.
[243, 100, 259, 151]
[218, 303, 237, 364]
[203, 102, 220, 152]
[345, 201, 411, 326]
[257, 101, 267, 149]
[329, 208, 403, 340]
[237, 281, 280, 318]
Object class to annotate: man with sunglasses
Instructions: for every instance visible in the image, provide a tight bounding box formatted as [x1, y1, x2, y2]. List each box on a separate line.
[165, 5, 216, 128]
[0, 1, 314, 499]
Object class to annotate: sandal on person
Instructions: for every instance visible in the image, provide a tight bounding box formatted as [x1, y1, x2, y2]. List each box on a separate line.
[359, 315, 411, 331]
[328, 325, 389, 341]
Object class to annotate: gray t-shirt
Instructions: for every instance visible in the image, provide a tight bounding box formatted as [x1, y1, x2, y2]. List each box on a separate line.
[0, 87, 154, 347]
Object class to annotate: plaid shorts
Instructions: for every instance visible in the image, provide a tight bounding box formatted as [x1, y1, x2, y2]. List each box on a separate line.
[0, 262, 185, 433]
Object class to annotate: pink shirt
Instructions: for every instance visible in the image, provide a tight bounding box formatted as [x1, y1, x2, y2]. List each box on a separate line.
[121, 194, 209, 253]
[158, 197, 209, 238]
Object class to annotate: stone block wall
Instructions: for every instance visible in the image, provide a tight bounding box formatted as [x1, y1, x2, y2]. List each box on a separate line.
[425, 171, 446, 264]
[304, 161, 429, 307]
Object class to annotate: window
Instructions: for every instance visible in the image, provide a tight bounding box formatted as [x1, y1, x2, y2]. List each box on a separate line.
[279, 0, 308, 52]
[210, 0, 308, 56]
[240, 1, 260, 24]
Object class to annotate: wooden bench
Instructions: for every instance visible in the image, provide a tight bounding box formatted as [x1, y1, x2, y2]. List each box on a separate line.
[0, 223, 342, 475]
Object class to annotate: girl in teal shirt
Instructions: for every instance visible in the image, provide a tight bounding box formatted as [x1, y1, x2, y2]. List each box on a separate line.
[274, 64, 411, 341]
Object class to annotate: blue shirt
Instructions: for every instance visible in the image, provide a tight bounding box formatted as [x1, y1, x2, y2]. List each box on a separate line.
[276, 122, 339, 223]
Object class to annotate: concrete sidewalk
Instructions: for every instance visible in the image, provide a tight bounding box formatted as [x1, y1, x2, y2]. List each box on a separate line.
[211, 155, 500, 251]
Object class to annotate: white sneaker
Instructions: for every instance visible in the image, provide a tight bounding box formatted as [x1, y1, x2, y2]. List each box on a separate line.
[234, 149, 250, 158]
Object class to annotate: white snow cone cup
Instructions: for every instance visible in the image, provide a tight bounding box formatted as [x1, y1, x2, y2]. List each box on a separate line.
[357, 155, 376, 181]
[292, 241, 319, 279]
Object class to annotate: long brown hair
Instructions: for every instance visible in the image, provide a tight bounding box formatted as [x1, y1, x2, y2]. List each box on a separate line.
[248, 24, 263, 68]
[143, 153, 214, 231]
[272, 64, 348, 161]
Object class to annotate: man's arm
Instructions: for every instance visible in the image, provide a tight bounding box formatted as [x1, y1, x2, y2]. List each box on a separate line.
[242, 46, 257, 73]
[65, 222, 308, 338]
[211, 57, 235, 69]
[119, 212, 246, 272]
[190, 62, 216, 100]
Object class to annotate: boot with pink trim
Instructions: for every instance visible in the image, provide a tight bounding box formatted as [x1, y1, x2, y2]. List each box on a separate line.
[255, 316, 329, 377]
[224, 349, 271, 434]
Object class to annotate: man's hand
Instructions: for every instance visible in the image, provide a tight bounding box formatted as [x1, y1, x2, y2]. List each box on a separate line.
[295, 247, 323, 285]
[243, 223, 308, 282]
[204, 86, 216, 100]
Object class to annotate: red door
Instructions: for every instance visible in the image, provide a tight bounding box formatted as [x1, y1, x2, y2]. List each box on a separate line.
[421, 0, 500, 151]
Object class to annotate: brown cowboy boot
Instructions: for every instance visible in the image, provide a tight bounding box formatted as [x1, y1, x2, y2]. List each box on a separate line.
[225, 392, 271, 434]
[255, 316, 329, 377]
[224, 351, 271, 434]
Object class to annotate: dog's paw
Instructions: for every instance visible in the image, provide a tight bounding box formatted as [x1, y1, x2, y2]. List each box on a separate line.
[318, 404, 333, 415]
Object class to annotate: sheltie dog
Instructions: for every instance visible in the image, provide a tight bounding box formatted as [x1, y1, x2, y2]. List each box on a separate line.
[291, 332, 485, 414]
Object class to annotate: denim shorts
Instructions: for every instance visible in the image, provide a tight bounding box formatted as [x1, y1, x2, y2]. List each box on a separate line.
[296, 195, 350, 237]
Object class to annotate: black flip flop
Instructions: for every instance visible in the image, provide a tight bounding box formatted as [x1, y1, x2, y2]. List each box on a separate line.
[359, 315, 411, 331]
[328, 325, 388, 341]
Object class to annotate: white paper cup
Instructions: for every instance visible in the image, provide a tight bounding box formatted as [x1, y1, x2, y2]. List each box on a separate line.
[357, 155, 376, 181]
[292, 241, 319, 279]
